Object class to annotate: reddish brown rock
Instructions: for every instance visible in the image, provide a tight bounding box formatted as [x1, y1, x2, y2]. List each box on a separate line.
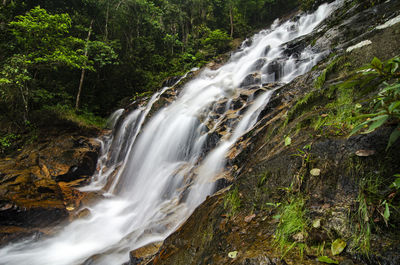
[0, 132, 101, 244]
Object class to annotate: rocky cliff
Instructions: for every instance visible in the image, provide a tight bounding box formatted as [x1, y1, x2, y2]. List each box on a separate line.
[130, 0, 400, 264]
[0, 117, 102, 245]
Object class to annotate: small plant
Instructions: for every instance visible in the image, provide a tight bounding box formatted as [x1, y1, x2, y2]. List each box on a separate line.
[351, 57, 400, 150]
[353, 191, 371, 254]
[391, 174, 400, 189]
[275, 196, 308, 257]
[0, 133, 18, 154]
[224, 187, 241, 217]
[352, 172, 400, 254]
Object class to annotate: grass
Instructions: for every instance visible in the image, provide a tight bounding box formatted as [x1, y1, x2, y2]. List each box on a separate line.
[43, 104, 106, 129]
[224, 187, 241, 217]
[353, 190, 371, 255]
[352, 175, 385, 255]
[275, 196, 308, 257]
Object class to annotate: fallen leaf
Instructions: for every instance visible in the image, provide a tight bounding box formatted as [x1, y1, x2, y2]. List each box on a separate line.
[66, 205, 75, 211]
[228, 251, 238, 259]
[310, 168, 321, 176]
[317, 256, 338, 264]
[244, 213, 256, 223]
[284, 136, 291, 146]
[355, 150, 375, 157]
[292, 232, 305, 242]
[331, 238, 346, 256]
[313, 218, 321, 228]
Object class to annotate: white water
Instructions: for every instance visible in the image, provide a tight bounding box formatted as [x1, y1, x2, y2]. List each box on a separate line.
[0, 2, 339, 264]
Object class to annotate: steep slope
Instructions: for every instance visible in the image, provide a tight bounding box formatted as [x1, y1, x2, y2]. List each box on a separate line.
[140, 0, 400, 264]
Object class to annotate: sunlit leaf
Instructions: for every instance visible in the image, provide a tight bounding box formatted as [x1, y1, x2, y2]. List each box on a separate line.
[370, 57, 383, 71]
[383, 202, 390, 222]
[284, 136, 291, 146]
[362, 115, 389, 134]
[386, 125, 400, 150]
[317, 256, 338, 264]
[331, 238, 346, 256]
[228, 251, 238, 259]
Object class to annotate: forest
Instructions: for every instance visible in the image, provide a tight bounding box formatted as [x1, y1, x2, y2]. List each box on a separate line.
[0, 0, 298, 132]
[0, 0, 399, 264]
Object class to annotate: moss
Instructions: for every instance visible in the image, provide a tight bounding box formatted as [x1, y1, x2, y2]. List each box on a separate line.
[201, 223, 214, 246]
[314, 56, 345, 89]
[224, 187, 241, 217]
[314, 69, 327, 89]
[287, 89, 325, 123]
[287, 55, 392, 137]
[42, 104, 106, 130]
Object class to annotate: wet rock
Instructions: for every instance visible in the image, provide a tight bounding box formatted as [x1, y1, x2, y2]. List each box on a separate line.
[251, 58, 267, 71]
[242, 256, 273, 265]
[339, 260, 354, 265]
[240, 72, 261, 87]
[162, 76, 181, 87]
[282, 39, 307, 59]
[232, 98, 245, 110]
[243, 38, 253, 48]
[128, 242, 162, 265]
[0, 133, 101, 243]
[0, 204, 67, 227]
[54, 150, 98, 182]
[264, 60, 284, 81]
[263, 45, 271, 56]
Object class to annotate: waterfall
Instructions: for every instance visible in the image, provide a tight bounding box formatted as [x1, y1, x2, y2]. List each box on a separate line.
[0, 2, 340, 264]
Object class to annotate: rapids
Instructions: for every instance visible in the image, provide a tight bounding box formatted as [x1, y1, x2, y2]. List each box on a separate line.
[0, 1, 341, 264]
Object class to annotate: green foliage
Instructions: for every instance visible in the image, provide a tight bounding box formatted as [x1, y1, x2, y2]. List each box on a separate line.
[0, 55, 31, 119]
[284, 135, 292, 146]
[317, 256, 338, 264]
[354, 188, 372, 254]
[331, 238, 346, 256]
[350, 56, 400, 150]
[314, 57, 343, 89]
[0, 6, 117, 123]
[43, 104, 106, 129]
[314, 69, 327, 90]
[9, 6, 89, 69]
[202, 29, 232, 56]
[352, 172, 399, 254]
[275, 196, 308, 255]
[0, 133, 18, 154]
[299, 0, 316, 10]
[0, 0, 295, 131]
[224, 187, 241, 217]
[391, 174, 400, 189]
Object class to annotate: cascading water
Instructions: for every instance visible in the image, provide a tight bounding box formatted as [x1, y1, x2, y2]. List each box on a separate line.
[0, 2, 341, 264]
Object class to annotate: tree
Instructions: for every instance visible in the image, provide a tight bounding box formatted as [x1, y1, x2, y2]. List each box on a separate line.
[0, 6, 116, 118]
[202, 29, 232, 55]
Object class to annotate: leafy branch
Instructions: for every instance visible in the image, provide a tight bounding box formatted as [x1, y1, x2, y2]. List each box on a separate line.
[351, 57, 400, 149]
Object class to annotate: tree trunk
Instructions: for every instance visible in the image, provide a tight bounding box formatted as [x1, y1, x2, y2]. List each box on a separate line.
[75, 19, 94, 111]
[104, 1, 109, 41]
[229, 6, 234, 38]
[3, 0, 7, 6]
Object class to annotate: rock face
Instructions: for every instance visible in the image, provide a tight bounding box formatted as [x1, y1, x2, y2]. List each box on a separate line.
[0, 127, 101, 245]
[139, 0, 400, 264]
